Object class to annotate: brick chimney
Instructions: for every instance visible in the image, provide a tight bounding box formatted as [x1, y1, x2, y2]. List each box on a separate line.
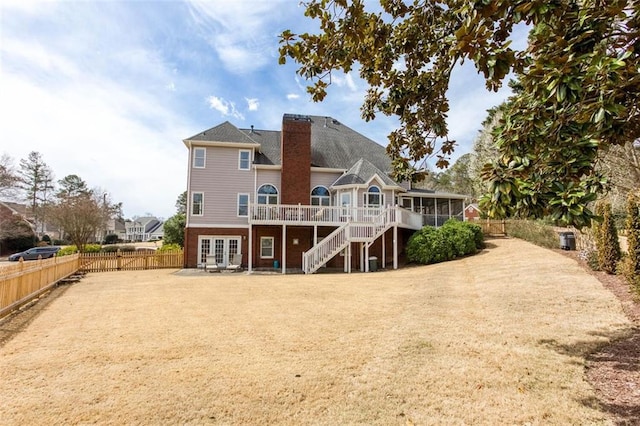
[281, 114, 311, 205]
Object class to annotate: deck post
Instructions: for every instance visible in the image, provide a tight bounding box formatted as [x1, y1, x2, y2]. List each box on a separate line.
[382, 230, 386, 269]
[282, 224, 286, 274]
[248, 224, 252, 274]
[365, 242, 369, 272]
[393, 225, 398, 269]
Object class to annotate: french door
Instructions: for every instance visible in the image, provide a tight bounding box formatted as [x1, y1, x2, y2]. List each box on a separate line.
[199, 236, 240, 267]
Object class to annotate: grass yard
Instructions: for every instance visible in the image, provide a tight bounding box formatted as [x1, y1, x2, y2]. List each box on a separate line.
[0, 238, 632, 425]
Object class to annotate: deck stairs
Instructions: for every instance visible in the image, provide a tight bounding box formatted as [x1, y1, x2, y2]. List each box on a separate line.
[302, 209, 391, 274]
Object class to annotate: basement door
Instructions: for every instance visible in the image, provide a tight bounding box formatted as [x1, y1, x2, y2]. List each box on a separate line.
[198, 236, 241, 267]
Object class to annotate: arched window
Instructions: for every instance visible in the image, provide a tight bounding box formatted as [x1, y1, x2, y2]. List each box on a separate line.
[311, 186, 330, 206]
[257, 184, 278, 204]
[364, 185, 383, 207]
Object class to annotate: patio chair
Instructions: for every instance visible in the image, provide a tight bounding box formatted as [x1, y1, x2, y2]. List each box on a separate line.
[226, 253, 243, 272]
[205, 255, 220, 273]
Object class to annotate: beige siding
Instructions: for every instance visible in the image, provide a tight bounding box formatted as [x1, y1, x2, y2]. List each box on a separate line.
[189, 146, 254, 226]
[256, 169, 282, 200]
[311, 171, 341, 190]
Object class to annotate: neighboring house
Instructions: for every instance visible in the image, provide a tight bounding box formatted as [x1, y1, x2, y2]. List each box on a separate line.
[0, 201, 62, 240]
[184, 114, 467, 273]
[103, 217, 127, 241]
[0, 201, 36, 255]
[464, 203, 482, 221]
[125, 216, 164, 241]
[183, 114, 467, 273]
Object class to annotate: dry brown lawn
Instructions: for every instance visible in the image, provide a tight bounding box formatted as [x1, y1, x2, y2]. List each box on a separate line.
[0, 238, 632, 425]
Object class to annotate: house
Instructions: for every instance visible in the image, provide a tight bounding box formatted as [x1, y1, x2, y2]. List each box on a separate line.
[464, 203, 482, 221]
[0, 201, 37, 255]
[125, 216, 164, 242]
[0, 201, 61, 240]
[183, 114, 467, 273]
[103, 217, 127, 241]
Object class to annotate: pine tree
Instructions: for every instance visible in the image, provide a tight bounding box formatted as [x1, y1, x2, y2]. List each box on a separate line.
[18, 151, 55, 235]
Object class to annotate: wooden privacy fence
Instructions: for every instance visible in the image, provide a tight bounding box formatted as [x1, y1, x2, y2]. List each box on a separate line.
[0, 254, 80, 318]
[79, 249, 184, 272]
[479, 219, 507, 236]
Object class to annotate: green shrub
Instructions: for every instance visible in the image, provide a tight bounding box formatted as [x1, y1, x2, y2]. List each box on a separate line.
[623, 193, 640, 292]
[101, 245, 120, 252]
[103, 234, 119, 245]
[440, 221, 475, 257]
[596, 201, 621, 274]
[505, 220, 559, 249]
[159, 243, 182, 252]
[57, 246, 79, 256]
[406, 221, 479, 265]
[41, 234, 51, 244]
[585, 250, 600, 271]
[58, 244, 102, 255]
[119, 245, 136, 252]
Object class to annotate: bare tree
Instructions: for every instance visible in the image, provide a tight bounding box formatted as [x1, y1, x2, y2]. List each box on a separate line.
[598, 140, 640, 213]
[0, 153, 19, 198]
[49, 191, 104, 252]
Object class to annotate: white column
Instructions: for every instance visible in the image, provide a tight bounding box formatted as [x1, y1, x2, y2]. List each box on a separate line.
[282, 225, 286, 275]
[248, 224, 252, 274]
[382, 230, 386, 269]
[434, 198, 438, 227]
[365, 243, 369, 272]
[393, 226, 398, 269]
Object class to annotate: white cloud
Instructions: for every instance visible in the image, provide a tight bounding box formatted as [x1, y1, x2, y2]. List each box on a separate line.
[245, 98, 259, 111]
[207, 95, 244, 120]
[287, 93, 300, 100]
[185, 0, 292, 74]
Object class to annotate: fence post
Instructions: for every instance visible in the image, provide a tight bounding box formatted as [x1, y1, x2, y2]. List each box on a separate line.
[117, 249, 122, 271]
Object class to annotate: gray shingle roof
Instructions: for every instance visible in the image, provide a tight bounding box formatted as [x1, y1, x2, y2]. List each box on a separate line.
[185, 121, 260, 145]
[239, 115, 392, 172]
[185, 114, 393, 174]
[332, 158, 399, 187]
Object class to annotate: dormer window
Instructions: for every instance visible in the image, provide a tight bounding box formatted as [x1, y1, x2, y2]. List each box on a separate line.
[239, 150, 251, 170]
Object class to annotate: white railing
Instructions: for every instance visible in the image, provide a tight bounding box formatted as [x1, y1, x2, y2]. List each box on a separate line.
[302, 223, 350, 274]
[302, 208, 393, 274]
[249, 204, 387, 225]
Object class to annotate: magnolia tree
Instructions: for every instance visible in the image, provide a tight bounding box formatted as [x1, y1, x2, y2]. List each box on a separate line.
[280, 0, 640, 227]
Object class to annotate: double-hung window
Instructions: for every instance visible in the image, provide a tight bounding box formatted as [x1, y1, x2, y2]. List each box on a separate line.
[239, 150, 251, 170]
[237, 193, 249, 217]
[191, 192, 204, 216]
[193, 148, 206, 168]
[260, 237, 274, 259]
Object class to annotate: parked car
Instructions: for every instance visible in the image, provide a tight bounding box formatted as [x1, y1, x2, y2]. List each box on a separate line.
[8, 246, 61, 261]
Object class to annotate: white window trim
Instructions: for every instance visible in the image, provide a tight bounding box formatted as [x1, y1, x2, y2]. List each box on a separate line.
[237, 193, 249, 217]
[311, 185, 331, 206]
[257, 183, 279, 205]
[238, 149, 251, 171]
[260, 236, 274, 259]
[193, 147, 206, 169]
[340, 192, 351, 217]
[191, 192, 204, 216]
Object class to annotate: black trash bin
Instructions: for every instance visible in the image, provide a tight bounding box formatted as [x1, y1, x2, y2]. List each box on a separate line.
[368, 256, 378, 272]
[559, 232, 576, 251]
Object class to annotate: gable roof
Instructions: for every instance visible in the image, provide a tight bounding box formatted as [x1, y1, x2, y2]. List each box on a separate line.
[184, 114, 395, 178]
[332, 158, 400, 188]
[183, 121, 260, 147]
